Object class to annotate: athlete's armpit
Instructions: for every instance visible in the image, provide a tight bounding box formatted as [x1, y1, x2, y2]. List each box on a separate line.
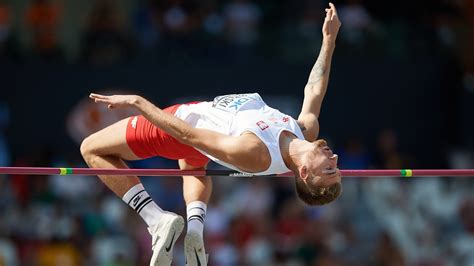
[183, 128, 270, 173]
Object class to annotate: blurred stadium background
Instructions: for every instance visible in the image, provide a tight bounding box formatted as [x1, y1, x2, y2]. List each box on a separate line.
[1, 0, 474, 265]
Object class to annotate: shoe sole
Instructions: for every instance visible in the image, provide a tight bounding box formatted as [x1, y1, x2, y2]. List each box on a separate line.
[150, 215, 185, 266]
[184, 231, 208, 266]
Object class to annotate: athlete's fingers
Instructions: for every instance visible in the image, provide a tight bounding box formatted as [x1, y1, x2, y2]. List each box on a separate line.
[91, 94, 114, 103]
[331, 9, 338, 21]
[329, 2, 338, 17]
[327, 9, 333, 20]
[89, 93, 109, 100]
[90, 95, 104, 102]
[90, 95, 108, 102]
[324, 8, 330, 21]
[93, 97, 111, 104]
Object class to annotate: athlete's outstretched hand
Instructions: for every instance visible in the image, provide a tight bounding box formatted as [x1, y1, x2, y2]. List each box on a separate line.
[322, 2, 341, 43]
[90, 93, 140, 109]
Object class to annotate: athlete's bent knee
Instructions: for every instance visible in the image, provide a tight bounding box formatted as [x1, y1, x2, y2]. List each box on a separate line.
[80, 137, 106, 168]
[80, 135, 96, 160]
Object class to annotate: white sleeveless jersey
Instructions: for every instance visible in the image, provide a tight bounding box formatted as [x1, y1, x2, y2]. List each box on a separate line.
[174, 93, 305, 175]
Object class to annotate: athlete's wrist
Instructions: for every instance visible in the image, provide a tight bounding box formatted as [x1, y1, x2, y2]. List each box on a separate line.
[131, 95, 144, 107]
[322, 38, 336, 49]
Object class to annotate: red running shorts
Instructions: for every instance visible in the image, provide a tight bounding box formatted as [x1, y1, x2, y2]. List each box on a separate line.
[125, 102, 209, 168]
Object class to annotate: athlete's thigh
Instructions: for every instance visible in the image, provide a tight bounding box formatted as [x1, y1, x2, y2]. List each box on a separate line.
[178, 159, 207, 170]
[85, 118, 140, 161]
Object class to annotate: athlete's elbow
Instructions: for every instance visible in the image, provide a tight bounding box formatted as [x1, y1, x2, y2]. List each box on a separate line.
[304, 85, 322, 96]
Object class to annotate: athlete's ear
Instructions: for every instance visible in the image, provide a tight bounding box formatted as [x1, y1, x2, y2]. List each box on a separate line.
[299, 165, 309, 181]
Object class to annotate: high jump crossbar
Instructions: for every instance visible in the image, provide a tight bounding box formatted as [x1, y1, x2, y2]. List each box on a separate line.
[0, 167, 474, 177]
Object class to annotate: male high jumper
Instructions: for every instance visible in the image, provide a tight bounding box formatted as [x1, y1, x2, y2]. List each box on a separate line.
[81, 3, 342, 266]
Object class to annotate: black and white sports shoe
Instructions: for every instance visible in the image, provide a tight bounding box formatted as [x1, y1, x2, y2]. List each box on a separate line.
[184, 231, 208, 266]
[148, 212, 184, 266]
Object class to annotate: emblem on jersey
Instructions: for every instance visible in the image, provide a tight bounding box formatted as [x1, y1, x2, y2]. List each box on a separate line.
[212, 93, 261, 114]
[282, 116, 289, 123]
[256, 120, 269, 131]
[131, 116, 138, 129]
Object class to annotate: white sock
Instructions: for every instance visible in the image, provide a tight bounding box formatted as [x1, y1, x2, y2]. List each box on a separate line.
[187, 201, 207, 236]
[122, 183, 165, 227]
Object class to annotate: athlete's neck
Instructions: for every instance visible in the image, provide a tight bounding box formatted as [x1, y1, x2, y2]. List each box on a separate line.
[280, 131, 313, 172]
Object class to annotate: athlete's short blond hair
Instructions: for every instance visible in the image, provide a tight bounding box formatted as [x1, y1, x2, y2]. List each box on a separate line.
[294, 174, 342, 205]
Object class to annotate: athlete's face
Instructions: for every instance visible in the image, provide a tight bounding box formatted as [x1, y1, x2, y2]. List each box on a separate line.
[301, 139, 341, 187]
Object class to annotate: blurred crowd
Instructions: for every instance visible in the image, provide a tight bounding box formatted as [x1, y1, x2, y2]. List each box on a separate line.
[1, 0, 474, 265]
[0, 0, 473, 66]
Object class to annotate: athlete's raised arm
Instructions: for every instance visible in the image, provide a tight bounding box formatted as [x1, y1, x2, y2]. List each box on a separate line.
[89, 93, 268, 172]
[297, 2, 341, 141]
